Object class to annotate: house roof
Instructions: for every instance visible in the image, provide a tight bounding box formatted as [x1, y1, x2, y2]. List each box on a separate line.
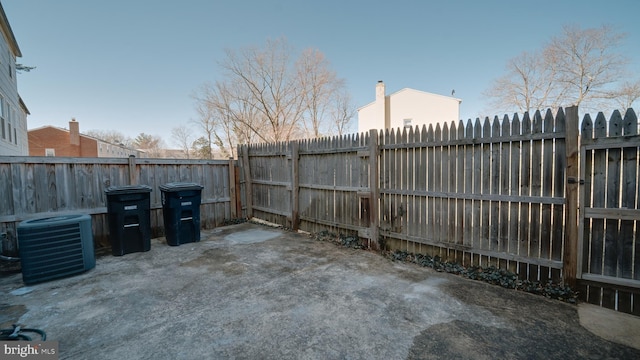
[28, 125, 139, 150]
[0, 3, 22, 57]
[358, 87, 462, 111]
[19, 96, 29, 115]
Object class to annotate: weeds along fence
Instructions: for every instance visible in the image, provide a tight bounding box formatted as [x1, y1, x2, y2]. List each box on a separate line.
[239, 106, 640, 315]
[0, 156, 238, 254]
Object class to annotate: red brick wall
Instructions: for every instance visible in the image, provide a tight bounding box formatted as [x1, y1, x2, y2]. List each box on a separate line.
[28, 127, 97, 157]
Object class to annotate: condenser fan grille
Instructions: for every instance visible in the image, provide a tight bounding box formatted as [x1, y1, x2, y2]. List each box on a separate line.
[18, 214, 95, 285]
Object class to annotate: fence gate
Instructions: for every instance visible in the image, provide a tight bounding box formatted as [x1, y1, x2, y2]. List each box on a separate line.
[578, 109, 640, 315]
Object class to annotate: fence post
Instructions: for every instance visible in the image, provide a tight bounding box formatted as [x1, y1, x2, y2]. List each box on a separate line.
[369, 129, 380, 250]
[290, 141, 300, 231]
[228, 157, 237, 219]
[128, 155, 137, 185]
[564, 106, 579, 288]
[240, 145, 253, 219]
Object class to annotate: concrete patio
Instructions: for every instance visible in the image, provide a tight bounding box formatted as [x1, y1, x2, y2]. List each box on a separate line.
[1, 222, 639, 359]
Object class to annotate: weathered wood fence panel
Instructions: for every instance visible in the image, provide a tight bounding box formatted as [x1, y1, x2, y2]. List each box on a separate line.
[579, 108, 640, 315]
[375, 109, 568, 284]
[238, 108, 575, 285]
[238, 135, 372, 238]
[0, 157, 236, 254]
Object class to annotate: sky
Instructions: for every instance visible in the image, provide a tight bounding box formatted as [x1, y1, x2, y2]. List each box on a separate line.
[3, 0, 640, 147]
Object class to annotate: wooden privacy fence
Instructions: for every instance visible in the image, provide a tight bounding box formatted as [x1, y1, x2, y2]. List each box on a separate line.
[238, 106, 640, 314]
[379, 108, 574, 284]
[239, 107, 576, 283]
[579, 109, 640, 314]
[0, 156, 238, 254]
[240, 135, 376, 241]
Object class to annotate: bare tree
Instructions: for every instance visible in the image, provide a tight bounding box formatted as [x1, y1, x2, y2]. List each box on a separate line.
[85, 129, 133, 147]
[194, 37, 350, 152]
[195, 80, 264, 158]
[546, 25, 628, 111]
[484, 50, 561, 114]
[171, 125, 193, 159]
[191, 102, 216, 159]
[329, 89, 356, 136]
[485, 25, 630, 114]
[220, 38, 305, 143]
[296, 48, 343, 138]
[609, 79, 640, 111]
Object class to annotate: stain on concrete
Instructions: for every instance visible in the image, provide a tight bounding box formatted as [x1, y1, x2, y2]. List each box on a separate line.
[224, 228, 281, 245]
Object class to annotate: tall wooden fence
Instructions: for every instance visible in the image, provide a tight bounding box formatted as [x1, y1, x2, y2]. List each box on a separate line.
[0, 156, 238, 254]
[239, 106, 640, 315]
[240, 135, 375, 241]
[578, 109, 640, 314]
[378, 108, 571, 284]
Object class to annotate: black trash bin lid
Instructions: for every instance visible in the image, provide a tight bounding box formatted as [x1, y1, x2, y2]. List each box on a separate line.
[104, 185, 153, 194]
[159, 182, 204, 192]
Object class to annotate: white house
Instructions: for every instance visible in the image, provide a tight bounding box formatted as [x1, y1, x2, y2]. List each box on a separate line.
[358, 81, 461, 133]
[0, 3, 28, 156]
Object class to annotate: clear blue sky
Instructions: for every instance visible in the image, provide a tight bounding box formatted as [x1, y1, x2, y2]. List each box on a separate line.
[3, 0, 640, 147]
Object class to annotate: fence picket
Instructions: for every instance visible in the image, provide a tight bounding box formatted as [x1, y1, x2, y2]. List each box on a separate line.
[472, 119, 482, 264]
[552, 109, 566, 282]
[540, 109, 555, 282]
[442, 123, 450, 246]
[509, 114, 521, 267]
[590, 112, 608, 279]
[500, 115, 510, 264]
[481, 117, 491, 264]
[464, 120, 474, 254]
[519, 112, 532, 277]
[419, 126, 428, 253]
[456, 121, 465, 252]
[581, 114, 594, 276]
[449, 122, 458, 251]
[529, 111, 543, 278]
[604, 111, 622, 278]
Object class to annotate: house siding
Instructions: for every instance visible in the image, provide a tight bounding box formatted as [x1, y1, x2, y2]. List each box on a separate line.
[0, 4, 27, 156]
[28, 127, 96, 157]
[388, 89, 460, 130]
[357, 82, 461, 133]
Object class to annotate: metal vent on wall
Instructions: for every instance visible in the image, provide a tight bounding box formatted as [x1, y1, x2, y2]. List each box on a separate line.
[17, 214, 96, 285]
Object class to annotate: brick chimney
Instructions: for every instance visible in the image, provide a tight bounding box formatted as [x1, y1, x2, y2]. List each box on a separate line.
[69, 118, 80, 146]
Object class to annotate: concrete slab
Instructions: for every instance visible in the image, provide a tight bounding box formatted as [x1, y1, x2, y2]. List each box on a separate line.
[1, 222, 639, 359]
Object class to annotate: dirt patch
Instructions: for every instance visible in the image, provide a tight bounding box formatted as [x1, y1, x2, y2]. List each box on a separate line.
[180, 248, 237, 268]
[0, 304, 26, 328]
[0, 259, 21, 276]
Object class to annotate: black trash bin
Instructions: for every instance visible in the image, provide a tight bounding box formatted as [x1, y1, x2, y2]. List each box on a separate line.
[104, 185, 153, 256]
[159, 182, 204, 246]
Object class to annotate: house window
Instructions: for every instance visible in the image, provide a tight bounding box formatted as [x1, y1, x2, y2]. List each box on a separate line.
[7, 106, 11, 142]
[0, 97, 4, 140]
[45, 148, 55, 156]
[14, 128, 17, 144]
[403, 118, 412, 129]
